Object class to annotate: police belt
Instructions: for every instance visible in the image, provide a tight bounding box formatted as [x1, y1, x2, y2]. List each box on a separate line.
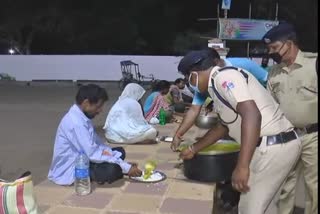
[256, 130, 297, 147]
[294, 123, 318, 135]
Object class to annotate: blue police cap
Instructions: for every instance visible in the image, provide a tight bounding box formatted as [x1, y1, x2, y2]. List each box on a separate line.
[262, 22, 296, 44]
[178, 50, 211, 75]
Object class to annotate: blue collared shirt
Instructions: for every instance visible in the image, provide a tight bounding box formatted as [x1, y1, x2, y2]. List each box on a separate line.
[48, 104, 131, 185]
[192, 57, 268, 105]
[225, 58, 268, 85]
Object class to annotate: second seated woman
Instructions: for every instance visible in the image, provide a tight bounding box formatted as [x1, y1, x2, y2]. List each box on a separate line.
[104, 83, 157, 144]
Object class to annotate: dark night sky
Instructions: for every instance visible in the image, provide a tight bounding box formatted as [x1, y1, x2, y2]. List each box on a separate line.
[0, 0, 317, 55]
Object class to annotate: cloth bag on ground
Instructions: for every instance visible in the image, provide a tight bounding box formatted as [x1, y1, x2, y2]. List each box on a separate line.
[0, 171, 38, 214]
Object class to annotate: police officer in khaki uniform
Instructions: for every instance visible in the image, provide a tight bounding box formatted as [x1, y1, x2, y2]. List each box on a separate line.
[175, 49, 301, 214]
[263, 23, 318, 214]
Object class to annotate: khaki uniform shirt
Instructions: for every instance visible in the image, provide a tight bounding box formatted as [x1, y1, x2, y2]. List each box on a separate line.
[267, 51, 318, 128]
[208, 66, 293, 143]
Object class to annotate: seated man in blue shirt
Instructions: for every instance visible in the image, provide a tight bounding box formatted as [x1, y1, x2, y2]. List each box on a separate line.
[48, 84, 142, 185]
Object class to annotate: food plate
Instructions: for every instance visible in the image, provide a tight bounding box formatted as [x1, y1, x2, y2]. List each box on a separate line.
[158, 136, 173, 142]
[130, 170, 166, 183]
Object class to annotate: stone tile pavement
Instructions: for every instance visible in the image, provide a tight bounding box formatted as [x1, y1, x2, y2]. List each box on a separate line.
[34, 122, 217, 214]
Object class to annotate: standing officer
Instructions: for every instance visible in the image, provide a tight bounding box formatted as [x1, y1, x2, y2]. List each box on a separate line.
[176, 49, 301, 214]
[171, 48, 269, 152]
[263, 22, 318, 214]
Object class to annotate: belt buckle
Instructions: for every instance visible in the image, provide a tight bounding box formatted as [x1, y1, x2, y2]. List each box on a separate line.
[266, 135, 277, 146]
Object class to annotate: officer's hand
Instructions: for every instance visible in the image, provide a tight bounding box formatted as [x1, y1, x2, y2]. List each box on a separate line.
[171, 135, 182, 152]
[231, 165, 250, 193]
[179, 148, 195, 160]
[128, 165, 142, 177]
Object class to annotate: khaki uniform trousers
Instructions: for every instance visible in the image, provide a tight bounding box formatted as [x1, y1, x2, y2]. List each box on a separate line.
[278, 132, 318, 214]
[238, 136, 301, 214]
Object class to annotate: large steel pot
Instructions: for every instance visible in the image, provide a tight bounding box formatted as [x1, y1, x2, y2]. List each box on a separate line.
[183, 141, 240, 182]
[183, 152, 239, 182]
[194, 114, 219, 129]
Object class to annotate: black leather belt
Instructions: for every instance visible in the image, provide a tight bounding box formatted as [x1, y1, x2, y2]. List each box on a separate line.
[256, 130, 297, 147]
[294, 123, 318, 135]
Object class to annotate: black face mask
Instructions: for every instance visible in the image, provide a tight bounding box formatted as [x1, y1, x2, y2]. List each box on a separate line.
[269, 52, 282, 64]
[269, 42, 289, 64]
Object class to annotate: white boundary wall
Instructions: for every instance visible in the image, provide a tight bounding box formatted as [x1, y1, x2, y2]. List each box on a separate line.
[0, 55, 266, 81]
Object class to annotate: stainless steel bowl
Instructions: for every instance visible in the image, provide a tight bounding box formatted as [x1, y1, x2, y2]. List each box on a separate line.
[195, 115, 219, 129]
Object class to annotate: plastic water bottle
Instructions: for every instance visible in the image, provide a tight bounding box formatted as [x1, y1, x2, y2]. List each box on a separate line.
[159, 107, 166, 125]
[74, 151, 91, 196]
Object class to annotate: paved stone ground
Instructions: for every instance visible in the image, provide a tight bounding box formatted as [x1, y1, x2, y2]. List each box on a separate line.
[35, 123, 217, 214]
[0, 82, 305, 214]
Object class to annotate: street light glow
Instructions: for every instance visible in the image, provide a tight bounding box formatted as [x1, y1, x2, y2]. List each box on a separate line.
[8, 48, 15, 55]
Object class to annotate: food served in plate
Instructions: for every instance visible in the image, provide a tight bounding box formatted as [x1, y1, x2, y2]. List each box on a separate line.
[130, 160, 166, 182]
[130, 170, 166, 182]
[143, 160, 156, 179]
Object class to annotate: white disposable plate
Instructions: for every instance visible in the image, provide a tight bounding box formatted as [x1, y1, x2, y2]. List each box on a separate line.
[164, 137, 173, 142]
[130, 170, 166, 183]
[157, 136, 173, 142]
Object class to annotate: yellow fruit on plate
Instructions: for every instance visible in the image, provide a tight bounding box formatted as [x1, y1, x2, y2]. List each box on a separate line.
[143, 160, 157, 180]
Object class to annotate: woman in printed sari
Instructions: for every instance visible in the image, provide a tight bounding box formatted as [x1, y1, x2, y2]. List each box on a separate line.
[104, 83, 157, 144]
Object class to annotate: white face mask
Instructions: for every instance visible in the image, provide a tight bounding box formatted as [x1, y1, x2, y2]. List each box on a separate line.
[188, 72, 200, 93]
